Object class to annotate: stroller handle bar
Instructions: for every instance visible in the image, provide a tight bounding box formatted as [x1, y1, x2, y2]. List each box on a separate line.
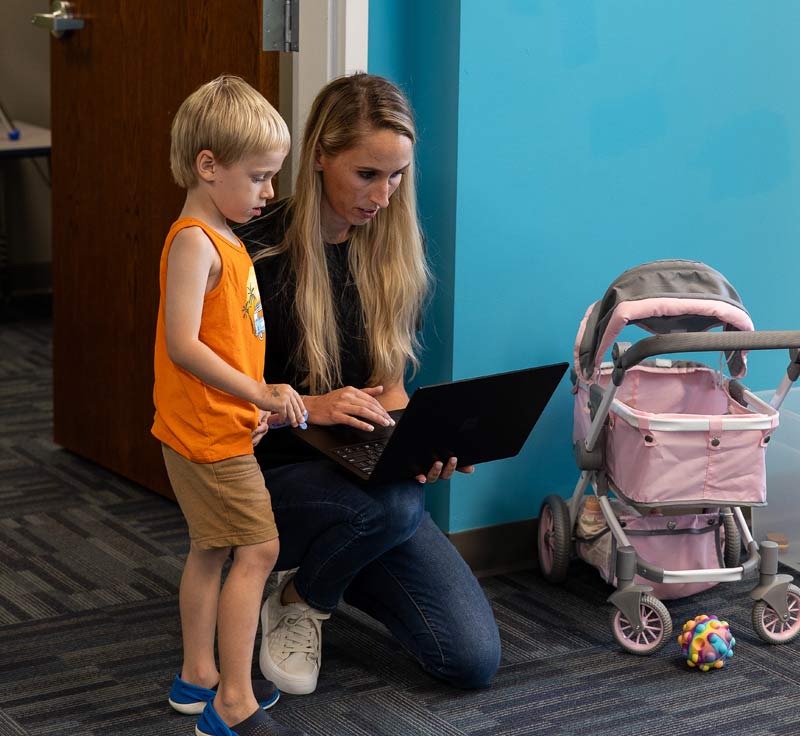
[612, 330, 800, 385]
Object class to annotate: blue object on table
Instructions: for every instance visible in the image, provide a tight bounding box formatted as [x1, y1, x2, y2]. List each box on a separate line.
[0, 99, 19, 141]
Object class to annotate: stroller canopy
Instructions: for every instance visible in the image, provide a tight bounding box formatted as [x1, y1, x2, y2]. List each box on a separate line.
[575, 260, 754, 380]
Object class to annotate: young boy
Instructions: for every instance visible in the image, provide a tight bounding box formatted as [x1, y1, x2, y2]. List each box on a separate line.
[152, 75, 306, 736]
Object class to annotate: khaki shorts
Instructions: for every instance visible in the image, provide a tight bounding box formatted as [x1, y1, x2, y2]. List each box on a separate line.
[162, 444, 278, 550]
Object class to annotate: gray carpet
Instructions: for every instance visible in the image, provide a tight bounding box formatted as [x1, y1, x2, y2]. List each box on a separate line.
[2, 317, 800, 736]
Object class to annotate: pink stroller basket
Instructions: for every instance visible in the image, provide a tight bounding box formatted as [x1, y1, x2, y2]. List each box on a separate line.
[537, 259, 800, 654]
[573, 362, 777, 509]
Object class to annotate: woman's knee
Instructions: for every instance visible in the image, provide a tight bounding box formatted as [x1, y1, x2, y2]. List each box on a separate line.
[429, 627, 501, 689]
[371, 482, 425, 544]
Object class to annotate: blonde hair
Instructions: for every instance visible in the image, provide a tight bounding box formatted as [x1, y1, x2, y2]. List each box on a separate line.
[254, 73, 430, 394]
[170, 74, 290, 189]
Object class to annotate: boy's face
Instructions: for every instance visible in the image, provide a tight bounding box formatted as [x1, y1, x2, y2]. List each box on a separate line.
[209, 150, 287, 223]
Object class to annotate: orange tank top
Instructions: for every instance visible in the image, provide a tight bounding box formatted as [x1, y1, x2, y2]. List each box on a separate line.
[152, 218, 266, 462]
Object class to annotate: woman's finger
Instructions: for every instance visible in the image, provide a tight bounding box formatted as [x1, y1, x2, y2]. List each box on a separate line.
[343, 391, 392, 421]
[337, 414, 376, 431]
[344, 405, 393, 427]
[341, 386, 391, 412]
[426, 461, 444, 483]
[310, 387, 392, 428]
[439, 457, 458, 480]
[332, 394, 392, 427]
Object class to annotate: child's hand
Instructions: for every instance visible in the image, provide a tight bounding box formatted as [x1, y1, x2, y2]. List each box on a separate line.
[258, 384, 306, 427]
[268, 409, 308, 430]
[252, 410, 271, 446]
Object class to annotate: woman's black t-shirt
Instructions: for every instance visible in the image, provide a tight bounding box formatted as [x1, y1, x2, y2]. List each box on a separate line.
[236, 200, 371, 469]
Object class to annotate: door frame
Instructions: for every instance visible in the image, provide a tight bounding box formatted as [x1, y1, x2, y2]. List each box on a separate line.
[284, 0, 369, 184]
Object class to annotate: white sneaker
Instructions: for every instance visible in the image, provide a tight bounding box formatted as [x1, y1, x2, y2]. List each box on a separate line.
[259, 575, 330, 695]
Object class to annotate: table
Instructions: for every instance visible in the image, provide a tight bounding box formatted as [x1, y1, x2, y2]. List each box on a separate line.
[0, 121, 52, 159]
[0, 122, 52, 299]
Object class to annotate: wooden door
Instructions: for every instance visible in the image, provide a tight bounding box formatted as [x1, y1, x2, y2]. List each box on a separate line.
[50, 1, 280, 497]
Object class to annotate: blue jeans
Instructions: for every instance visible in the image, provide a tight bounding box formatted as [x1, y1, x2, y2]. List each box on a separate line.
[263, 460, 501, 688]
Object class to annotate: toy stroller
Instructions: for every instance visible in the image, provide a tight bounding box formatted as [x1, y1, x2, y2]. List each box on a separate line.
[538, 259, 800, 654]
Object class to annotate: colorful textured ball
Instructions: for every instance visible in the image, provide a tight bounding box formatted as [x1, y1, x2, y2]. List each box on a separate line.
[678, 615, 735, 671]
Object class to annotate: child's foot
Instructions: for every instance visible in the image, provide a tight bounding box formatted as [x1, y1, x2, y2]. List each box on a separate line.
[196, 701, 306, 736]
[168, 674, 279, 714]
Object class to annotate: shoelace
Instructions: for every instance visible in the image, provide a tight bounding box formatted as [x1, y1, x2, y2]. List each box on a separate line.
[277, 610, 328, 658]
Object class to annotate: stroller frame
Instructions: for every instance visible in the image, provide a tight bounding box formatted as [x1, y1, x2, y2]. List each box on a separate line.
[538, 260, 800, 654]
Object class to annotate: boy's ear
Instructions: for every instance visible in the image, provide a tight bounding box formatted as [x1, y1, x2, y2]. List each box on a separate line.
[196, 150, 217, 182]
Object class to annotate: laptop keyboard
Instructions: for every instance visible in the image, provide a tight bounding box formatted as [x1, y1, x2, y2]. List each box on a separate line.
[331, 440, 387, 475]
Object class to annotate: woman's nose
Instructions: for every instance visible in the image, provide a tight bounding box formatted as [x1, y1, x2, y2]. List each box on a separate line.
[370, 180, 391, 209]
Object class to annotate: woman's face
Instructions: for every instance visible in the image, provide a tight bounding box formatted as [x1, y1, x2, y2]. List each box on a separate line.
[316, 128, 412, 242]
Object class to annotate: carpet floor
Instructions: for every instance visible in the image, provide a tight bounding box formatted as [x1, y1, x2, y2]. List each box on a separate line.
[1, 318, 799, 736]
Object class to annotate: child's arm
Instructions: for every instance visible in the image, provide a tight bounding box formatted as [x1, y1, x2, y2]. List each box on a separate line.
[164, 227, 306, 425]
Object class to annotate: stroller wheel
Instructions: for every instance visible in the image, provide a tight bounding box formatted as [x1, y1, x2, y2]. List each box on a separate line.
[537, 494, 571, 583]
[752, 584, 800, 644]
[721, 511, 741, 568]
[610, 594, 672, 655]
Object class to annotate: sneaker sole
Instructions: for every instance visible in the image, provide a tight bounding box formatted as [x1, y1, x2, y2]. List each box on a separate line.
[260, 691, 280, 709]
[259, 666, 318, 696]
[169, 698, 206, 715]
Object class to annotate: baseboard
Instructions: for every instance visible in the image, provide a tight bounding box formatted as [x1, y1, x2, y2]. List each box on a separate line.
[448, 518, 539, 578]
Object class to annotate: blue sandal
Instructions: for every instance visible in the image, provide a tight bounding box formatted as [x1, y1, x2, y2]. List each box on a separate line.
[168, 674, 279, 715]
[195, 702, 305, 736]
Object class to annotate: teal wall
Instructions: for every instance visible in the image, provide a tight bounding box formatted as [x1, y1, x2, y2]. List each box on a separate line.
[371, 1, 800, 533]
[369, 0, 461, 528]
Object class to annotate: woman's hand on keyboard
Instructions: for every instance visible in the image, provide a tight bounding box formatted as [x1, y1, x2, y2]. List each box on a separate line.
[304, 386, 395, 432]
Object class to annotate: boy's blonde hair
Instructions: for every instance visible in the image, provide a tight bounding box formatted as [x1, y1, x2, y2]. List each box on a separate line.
[170, 74, 290, 188]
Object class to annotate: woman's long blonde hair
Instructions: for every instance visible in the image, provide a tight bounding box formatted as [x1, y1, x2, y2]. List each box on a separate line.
[254, 74, 430, 394]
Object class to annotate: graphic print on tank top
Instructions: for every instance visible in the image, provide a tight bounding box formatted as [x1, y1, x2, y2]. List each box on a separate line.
[243, 266, 265, 341]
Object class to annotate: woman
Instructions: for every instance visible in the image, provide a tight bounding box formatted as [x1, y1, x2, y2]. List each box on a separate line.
[236, 73, 501, 696]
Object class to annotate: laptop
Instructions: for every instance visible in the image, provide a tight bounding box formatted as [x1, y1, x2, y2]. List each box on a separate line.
[290, 362, 568, 484]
